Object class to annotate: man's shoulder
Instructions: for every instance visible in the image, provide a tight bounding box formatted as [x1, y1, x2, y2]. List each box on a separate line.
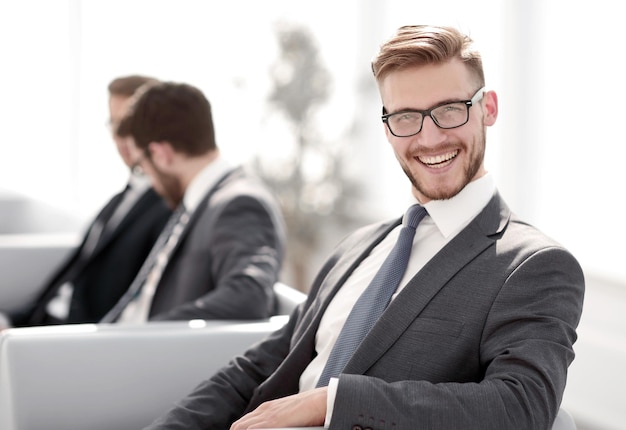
[466, 192, 580, 265]
[499, 213, 579, 264]
[209, 167, 281, 208]
[479, 192, 569, 249]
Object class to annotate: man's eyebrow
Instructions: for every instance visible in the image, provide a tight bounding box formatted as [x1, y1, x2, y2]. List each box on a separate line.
[385, 95, 469, 115]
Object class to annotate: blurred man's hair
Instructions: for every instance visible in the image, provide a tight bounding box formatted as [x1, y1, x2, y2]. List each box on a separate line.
[108, 75, 160, 98]
[117, 81, 217, 155]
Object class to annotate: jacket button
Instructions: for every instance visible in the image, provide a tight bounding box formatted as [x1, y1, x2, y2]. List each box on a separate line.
[351, 426, 362, 430]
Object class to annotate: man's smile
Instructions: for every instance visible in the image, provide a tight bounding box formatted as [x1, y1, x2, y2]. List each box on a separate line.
[417, 150, 459, 168]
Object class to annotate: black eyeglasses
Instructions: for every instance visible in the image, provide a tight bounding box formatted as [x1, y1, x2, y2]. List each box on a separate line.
[381, 87, 485, 137]
[130, 150, 149, 176]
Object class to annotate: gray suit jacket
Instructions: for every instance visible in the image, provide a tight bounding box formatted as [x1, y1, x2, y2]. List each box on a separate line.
[147, 166, 286, 321]
[146, 191, 585, 430]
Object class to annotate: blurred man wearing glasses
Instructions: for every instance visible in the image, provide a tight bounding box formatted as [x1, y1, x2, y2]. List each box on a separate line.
[9, 75, 171, 327]
[143, 26, 584, 430]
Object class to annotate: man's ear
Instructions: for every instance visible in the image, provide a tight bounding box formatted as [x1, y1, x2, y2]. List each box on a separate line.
[482, 90, 498, 126]
[147, 141, 175, 167]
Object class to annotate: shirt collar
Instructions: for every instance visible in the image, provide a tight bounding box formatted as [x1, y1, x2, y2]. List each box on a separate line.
[419, 173, 495, 238]
[182, 155, 233, 213]
[128, 171, 151, 193]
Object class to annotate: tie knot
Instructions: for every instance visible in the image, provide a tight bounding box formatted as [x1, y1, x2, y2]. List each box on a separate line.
[174, 202, 188, 216]
[175, 204, 190, 223]
[403, 204, 427, 229]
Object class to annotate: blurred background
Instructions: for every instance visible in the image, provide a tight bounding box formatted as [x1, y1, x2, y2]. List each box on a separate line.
[0, 1, 624, 429]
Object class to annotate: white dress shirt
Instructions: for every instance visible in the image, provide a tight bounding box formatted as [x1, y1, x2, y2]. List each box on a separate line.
[296, 174, 496, 427]
[182, 155, 233, 214]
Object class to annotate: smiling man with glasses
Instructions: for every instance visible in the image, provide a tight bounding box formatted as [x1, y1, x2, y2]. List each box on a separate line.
[144, 25, 584, 430]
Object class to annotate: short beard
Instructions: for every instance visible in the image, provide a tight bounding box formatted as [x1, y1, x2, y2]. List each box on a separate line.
[151, 166, 185, 209]
[402, 127, 486, 201]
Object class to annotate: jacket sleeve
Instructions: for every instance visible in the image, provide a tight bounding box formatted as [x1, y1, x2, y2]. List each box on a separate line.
[151, 192, 286, 321]
[143, 304, 301, 429]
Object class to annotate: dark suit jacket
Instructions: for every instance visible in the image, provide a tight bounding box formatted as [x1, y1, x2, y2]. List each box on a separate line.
[17, 187, 170, 325]
[145, 191, 585, 430]
[145, 166, 286, 321]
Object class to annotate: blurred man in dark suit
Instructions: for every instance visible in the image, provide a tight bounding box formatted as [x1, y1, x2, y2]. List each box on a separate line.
[10, 75, 172, 326]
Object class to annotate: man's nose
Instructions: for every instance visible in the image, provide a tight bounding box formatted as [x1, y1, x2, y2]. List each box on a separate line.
[416, 115, 446, 146]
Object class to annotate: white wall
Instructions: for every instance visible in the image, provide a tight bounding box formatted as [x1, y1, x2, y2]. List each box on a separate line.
[3, 1, 622, 278]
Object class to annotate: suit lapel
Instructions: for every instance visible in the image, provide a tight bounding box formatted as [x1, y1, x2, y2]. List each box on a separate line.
[147, 167, 239, 287]
[343, 192, 511, 375]
[28, 189, 128, 324]
[293, 219, 401, 342]
[251, 220, 401, 404]
[174, 167, 238, 243]
[90, 188, 152, 255]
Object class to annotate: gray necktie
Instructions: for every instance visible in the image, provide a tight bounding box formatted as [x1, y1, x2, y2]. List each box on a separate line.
[316, 204, 427, 387]
[99, 204, 189, 323]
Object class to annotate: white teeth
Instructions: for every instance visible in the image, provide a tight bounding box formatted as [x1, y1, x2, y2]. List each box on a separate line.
[418, 150, 458, 166]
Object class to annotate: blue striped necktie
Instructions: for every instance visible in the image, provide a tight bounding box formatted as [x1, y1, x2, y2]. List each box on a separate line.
[316, 204, 427, 387]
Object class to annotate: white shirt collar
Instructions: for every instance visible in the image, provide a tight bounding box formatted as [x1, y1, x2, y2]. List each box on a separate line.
[182, 155, 233, 213]
[420, 173, 496, 238]
[128, 171, 151, 193]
